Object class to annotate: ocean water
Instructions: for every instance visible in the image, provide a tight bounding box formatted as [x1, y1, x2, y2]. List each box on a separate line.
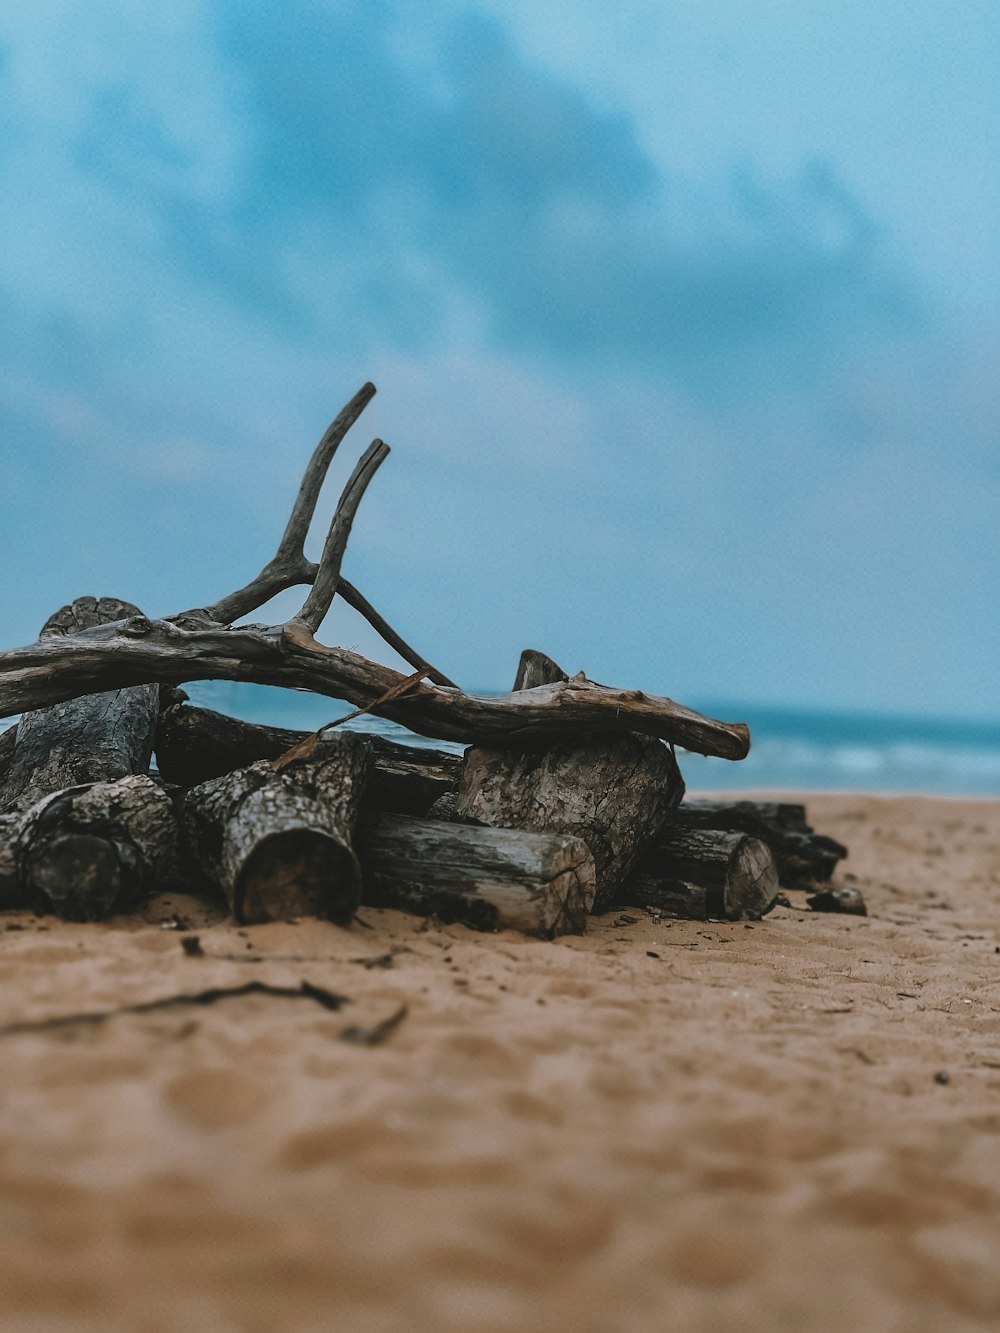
[4, 681, 998, 796]
[171, 681, 1000, 798]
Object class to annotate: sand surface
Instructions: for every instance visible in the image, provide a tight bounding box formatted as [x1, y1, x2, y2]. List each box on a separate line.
[2, 793, 999, 1332]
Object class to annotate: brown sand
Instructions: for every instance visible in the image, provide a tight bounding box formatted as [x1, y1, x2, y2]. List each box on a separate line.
[1, 793, 999, 1333]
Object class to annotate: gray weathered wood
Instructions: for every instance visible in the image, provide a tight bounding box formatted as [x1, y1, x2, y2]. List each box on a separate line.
[0, 598, 159, 813]
[452, 653, 686, 913]
[358, 813, 596, 937]
[621, 827, 778, 921]
[0, 812, 21, 909]
[155, 701, 460, 815]
[14, 775, 179, 921]
[0, 725, 16, 783]
[179, 739, 372, 924]
[670, 799, 847, 886]
[513, 649, 569, 691]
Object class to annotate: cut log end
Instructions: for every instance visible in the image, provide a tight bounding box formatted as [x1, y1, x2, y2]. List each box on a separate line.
[235, 831, 362, 926]
[23, 832, 125, 922]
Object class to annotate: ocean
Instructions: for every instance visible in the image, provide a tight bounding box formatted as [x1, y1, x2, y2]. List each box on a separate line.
[3, 681, 998, 796]
[169, 681, 1000, 798]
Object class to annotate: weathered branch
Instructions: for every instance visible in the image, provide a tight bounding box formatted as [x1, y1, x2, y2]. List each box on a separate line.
[0, 620, 750, 757]
[199, 382, 376, 625]
[296, 438, 390, 634]
[338, 579, 457, 688]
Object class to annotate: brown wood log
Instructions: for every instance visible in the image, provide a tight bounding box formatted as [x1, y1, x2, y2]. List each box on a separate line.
[0, 598, 159, 813]
[621, 828, 778, 921]
[358, 813, 596, 937]
[13, 776, 179, 921]
[670, 799, 847, 886]
[155, 700, 460, 815]
[450, 652, 686, 913]
[179, 739, 372, 925]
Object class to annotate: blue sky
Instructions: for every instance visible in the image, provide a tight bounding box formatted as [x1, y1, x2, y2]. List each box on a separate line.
[1, 1, 997, 719]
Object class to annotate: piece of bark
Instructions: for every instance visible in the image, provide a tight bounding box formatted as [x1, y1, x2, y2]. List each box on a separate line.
[621, 827, 778, 921]
[179, 739, 372, 924]
[358, 813, 596, 937]
[513, 649, 569, 691]
[154, 700, 460, 815]
[14, 775, 179, 921]
[670, 800, 847, 887]
[0, 813, 21, 909]
[0, 725, 16, 783]
[0, 598, 158, 813]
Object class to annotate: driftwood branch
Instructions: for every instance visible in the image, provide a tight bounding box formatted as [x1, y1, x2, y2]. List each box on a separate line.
[0, 384, 750, 760]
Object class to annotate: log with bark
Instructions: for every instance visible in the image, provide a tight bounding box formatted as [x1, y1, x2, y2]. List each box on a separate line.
[155, 699, 460, 816]
[0, 388, 750, 761]
[620, 827, 779, 921]
[179, 738, 372, 924]
[14, 776, 180, 921]
[449, 652, 686, 913]
[358, 813, 596, 937]
[0, 598, 159, 813]
[666, 799, 846, 887]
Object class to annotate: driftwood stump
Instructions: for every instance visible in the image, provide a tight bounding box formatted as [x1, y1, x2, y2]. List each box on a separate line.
[0, 598, 159, 813]
[451, 652, 685, 912]
[180, 739, 372, 924]
[358, 813, 596, 937]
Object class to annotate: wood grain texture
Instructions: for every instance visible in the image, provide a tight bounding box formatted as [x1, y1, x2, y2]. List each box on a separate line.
[454, 732, 685, 913]
[622, 827, 778, 921]
[155, 701, 460, 815]
[14, 775, 179, 921]
[0, 598, 159, 813]
[180, 739, 372, 925]
[670, 800, 847, 886]
[358, 813, 596, 937]
[0, 619, 751, 758]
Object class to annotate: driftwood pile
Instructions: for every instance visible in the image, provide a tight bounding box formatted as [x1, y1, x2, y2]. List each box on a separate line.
[0, 385, 847, 936]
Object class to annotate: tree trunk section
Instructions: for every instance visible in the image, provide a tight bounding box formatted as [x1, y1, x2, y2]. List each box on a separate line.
[0, 813, 21, 909]
[155, 700, 460, 816]
[670, 799, 847, 886]
[513, 649, 569, 691]
[621, 828, 778, 921]
[13, 775, 179, 921]
[453, 732, 685, 914]
[179, 738, 372, 925]
[358, 813, 596, 937]
[0, 598, 158, 813]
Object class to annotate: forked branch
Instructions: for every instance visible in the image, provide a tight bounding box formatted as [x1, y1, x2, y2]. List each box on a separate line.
[0, 383, 751, 760]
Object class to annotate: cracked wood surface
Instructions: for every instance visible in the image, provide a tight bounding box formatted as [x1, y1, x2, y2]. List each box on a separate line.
[358, 813, 596, 937]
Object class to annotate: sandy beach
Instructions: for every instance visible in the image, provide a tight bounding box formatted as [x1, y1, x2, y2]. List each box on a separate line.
[1, 791, 999, 1332]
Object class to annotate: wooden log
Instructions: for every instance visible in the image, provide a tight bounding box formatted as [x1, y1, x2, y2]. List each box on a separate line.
[13, 775, 180, 921]
[155, 700, 460, 815]
[0, 598, 158, 813]
[179, 738, 372, 925]
[451, 652, 685, 913]
[357, 813, 596, 937]
[0, 813, 21, 909]
[621, 828, 779, 921]
[0, 725, 16, 783]
[669, 799, 847, 886]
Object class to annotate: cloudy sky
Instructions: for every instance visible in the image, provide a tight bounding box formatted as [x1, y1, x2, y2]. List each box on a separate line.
[1, 1, 997, 720]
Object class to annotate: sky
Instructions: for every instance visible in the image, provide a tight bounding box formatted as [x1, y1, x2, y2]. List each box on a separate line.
[1, 0, 997, 721]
